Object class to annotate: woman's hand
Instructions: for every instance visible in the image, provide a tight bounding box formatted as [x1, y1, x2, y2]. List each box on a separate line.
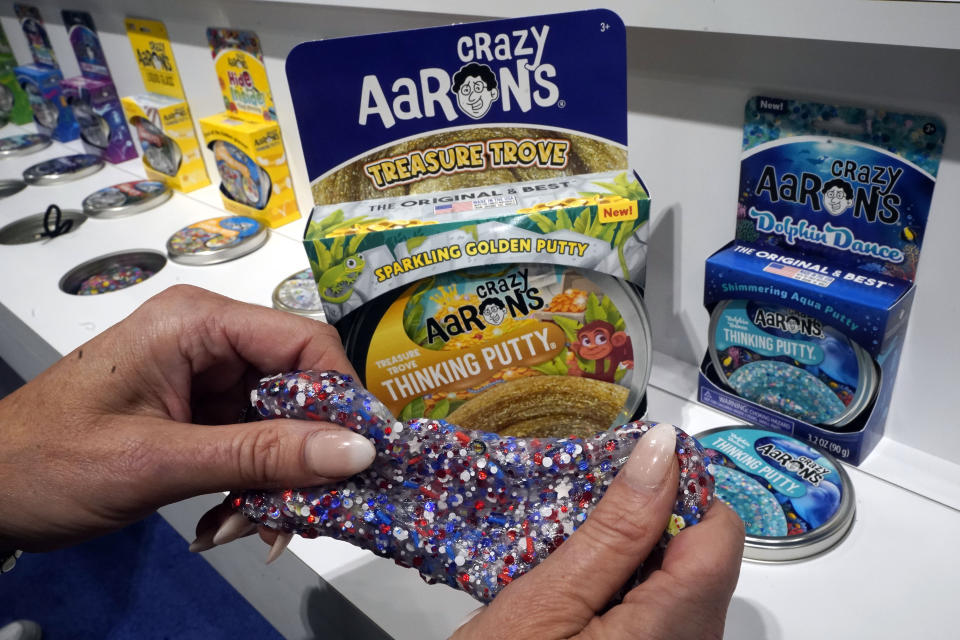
[453, 424, 745, 640]
[0, 285, 375, 553]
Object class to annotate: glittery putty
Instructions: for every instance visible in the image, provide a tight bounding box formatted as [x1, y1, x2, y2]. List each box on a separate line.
[230, 370, 713, 603]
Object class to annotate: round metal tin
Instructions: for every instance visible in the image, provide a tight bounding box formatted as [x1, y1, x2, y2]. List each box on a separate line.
[23, 154, 104, 186]
[132, 117, 182, 177]
[83, 180, 172, 218]
[60, 250, 166, 296]
[0, 209, 86, 245]
[337, 263, 652, 432]
[166, 215, 268, 266]
[72, 100, 110, 150]
[212, 140, 271, 209]
[708, 299, 874, 427]
[272, 268, 326, 320]
[696, 426, 855, 562]
[0, 133, 52, 157]
[0, 179, 27, 199]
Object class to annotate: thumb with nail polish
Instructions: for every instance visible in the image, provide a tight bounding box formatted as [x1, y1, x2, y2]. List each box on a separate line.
[454, 423, 744, 640]
[186, 418, 376, 557]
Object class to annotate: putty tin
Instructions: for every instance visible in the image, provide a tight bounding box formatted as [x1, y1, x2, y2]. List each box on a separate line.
[696, 426, 855, 561]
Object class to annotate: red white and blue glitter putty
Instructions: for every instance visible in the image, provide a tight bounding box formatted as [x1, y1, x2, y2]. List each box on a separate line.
[229, 371, 714, 604]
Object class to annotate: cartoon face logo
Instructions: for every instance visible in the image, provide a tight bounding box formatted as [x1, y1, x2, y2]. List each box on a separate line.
[785, 316, 801, 333]
[451, 62, 499, 120]
[479, 298, 506, 326]
[821, 179, 854, 216]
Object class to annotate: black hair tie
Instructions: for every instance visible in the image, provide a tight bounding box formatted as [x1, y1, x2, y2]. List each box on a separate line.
[40, 204, 72, 239]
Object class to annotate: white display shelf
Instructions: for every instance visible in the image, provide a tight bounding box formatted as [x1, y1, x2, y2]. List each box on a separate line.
[2, 126, 958, 640]
[251, 0, 960, 51]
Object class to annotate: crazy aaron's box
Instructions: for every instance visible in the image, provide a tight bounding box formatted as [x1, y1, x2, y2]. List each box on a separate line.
[122, 18, 210, 192]
[199, 28, 299, 228]
[289, 10, 654, 434]
[699, 96, 945, 464]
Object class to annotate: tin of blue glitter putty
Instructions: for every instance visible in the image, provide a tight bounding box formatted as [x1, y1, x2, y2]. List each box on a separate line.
[83, 180, 172, 218]
[272, 268, 326, 320]
[22, 154, 105, 185]
[709, 299, 876, 427]
[166, 215, 268, 265]
[696, 425, 854, 561]
[0, 133, 52, 157]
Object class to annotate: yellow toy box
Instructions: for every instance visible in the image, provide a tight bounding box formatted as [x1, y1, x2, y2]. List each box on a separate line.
[122, 18, 210, 192]
[198, 113, 298, 227]
[200, 28, 299, 228]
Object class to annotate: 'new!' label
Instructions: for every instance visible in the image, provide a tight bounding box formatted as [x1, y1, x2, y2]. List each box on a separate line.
[598, 200, 637, 223]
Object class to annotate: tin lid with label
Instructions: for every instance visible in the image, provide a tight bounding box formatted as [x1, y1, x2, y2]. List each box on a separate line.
[708, 299, 874, 427]
[166, 215, 268, 265]
[272, 268, 326, 320]
[0, 133, 52, 157]
[696, 426, 855, 562]
[0, 208, 87, 245]
[60, 250, 167, 295]
[23, 154, 105, 185]
[83, 181, 172, 218]
[132, 117, 182, 177]
[338, 263, 652, 438]
[72, 101, 110, 150]
[212, 140, 271, 210]
[0, 180, 27, 199]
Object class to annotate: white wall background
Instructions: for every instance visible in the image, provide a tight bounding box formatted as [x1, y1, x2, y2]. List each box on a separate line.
[2, 0, 959, 464]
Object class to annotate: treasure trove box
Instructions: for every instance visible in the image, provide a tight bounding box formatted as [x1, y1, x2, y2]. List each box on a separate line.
[122, 18, 210, 192]
[290, 10, 658, 429]
[698, 96, 945, 464]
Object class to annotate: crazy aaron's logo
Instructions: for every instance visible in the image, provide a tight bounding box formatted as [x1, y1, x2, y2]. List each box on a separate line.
[753, 309, 823, 338]
[359, 25, 558, 129]
[426, 269, 543, 344]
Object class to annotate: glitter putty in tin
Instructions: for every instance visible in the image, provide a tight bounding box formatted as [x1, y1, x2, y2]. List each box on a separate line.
[231, 370, 712, 603]
[59, 250, 166, 295]
[338, 264, 652, 435]
[696, 426, 854, 562]
[709, 300, 875, 426]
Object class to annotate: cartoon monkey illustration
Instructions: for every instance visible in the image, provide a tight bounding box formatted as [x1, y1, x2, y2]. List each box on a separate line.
[568, 320, 633, 383]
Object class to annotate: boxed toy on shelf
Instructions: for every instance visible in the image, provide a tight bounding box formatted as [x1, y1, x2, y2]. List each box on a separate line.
[122, 17, 210, 192]
[60, 10, 137, 163]
[12, 3, 78, 141]
[0, 23, 33, 125]
[199, 28, 298, 228]
[289, 10, 653, 430]
[698, 95, 945, 464]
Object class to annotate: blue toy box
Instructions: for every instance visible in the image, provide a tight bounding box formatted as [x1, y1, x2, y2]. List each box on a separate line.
[698, 96, 945, 464]
[13, 63, 78, 141]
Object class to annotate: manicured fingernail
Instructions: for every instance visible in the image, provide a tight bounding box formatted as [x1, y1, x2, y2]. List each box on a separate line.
[189, 531, 215, 553]
[266, 531, 293, 565]
[304, 430, 376, 477]
[212, 512, 257, 546]
[621, 424, 678, 491]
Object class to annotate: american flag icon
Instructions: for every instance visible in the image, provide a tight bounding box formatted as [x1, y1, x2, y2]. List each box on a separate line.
[434, 201, 475, 214]
[763, 263, 802, 279]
